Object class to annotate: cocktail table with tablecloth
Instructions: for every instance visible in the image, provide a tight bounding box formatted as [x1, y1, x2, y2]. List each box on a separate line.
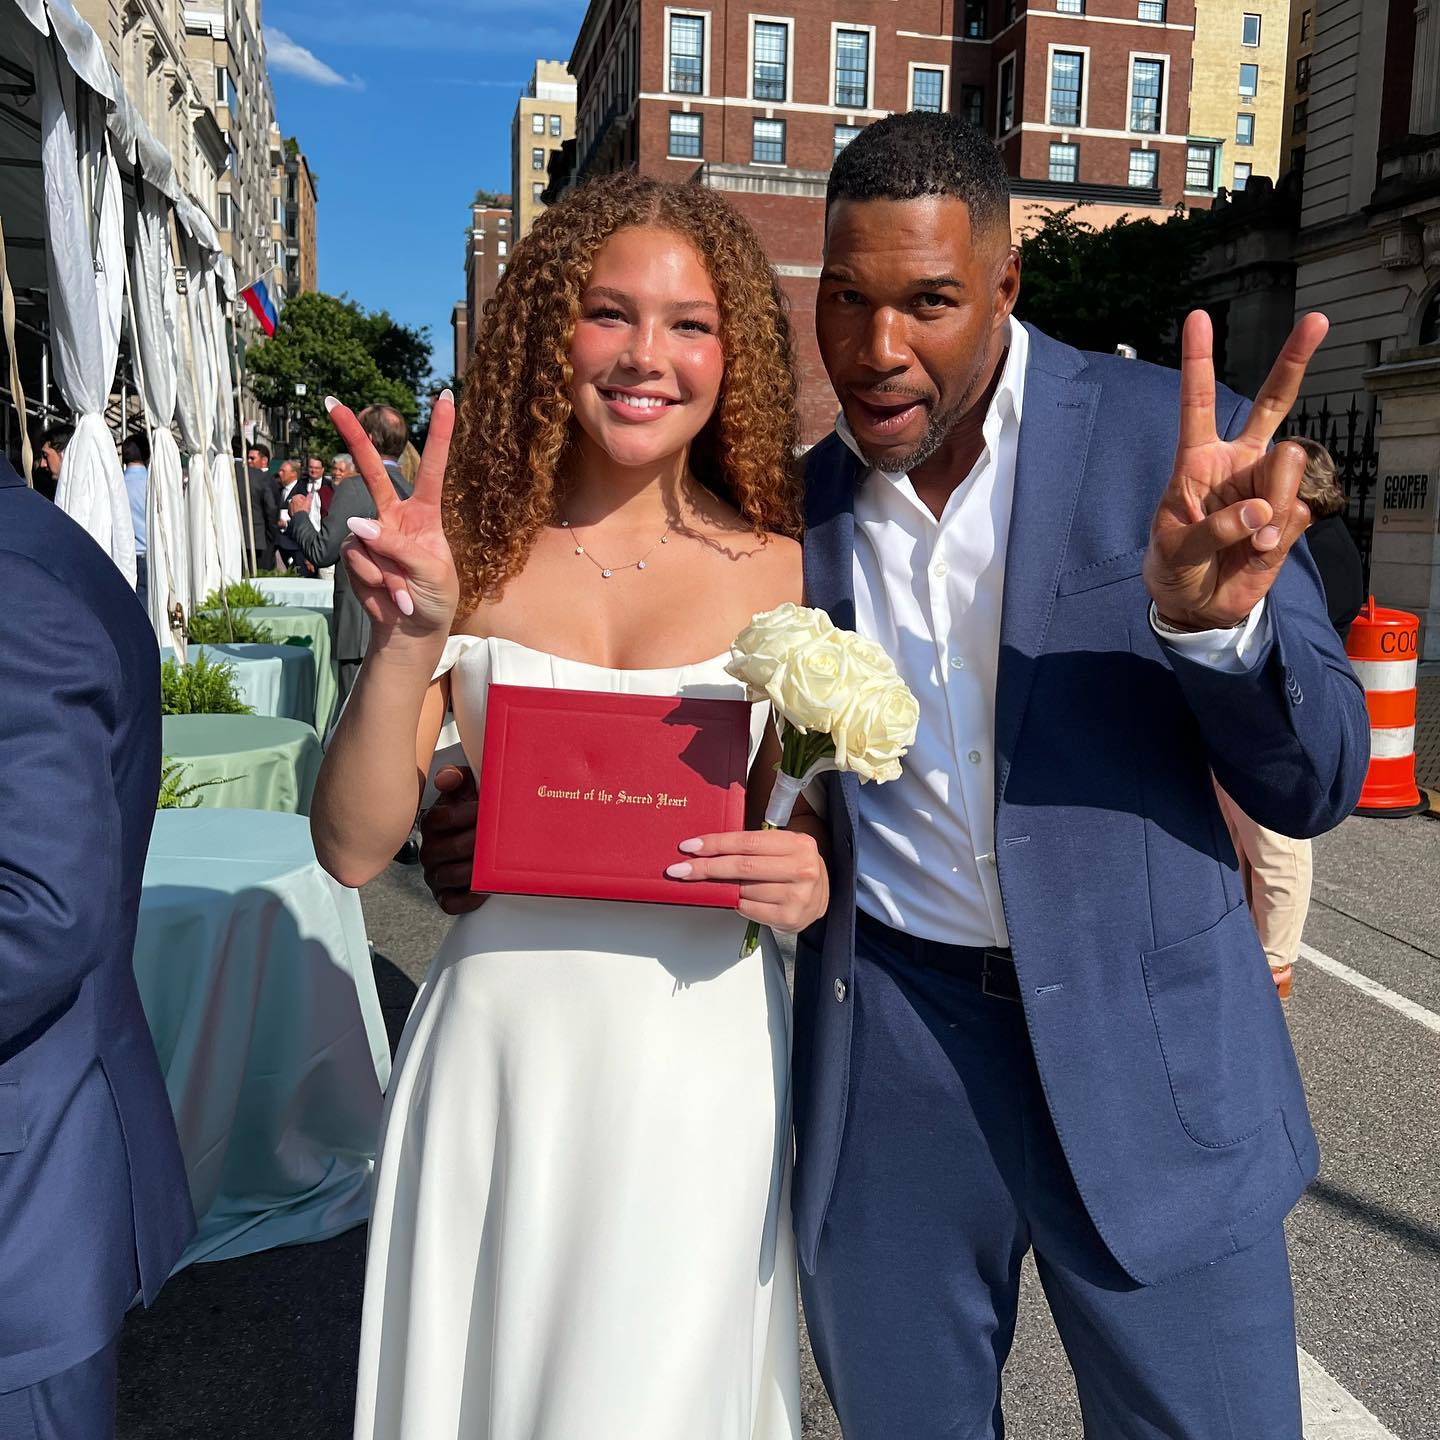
[135, 808, 391, 1269]
[162, 642, 316, 726]
[162, 713, 322, 815]
[254, 575, 334, 612]
[196, 605, 337, 736]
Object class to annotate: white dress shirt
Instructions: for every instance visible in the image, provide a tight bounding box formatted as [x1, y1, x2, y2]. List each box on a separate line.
[840, 320, 1269, 947]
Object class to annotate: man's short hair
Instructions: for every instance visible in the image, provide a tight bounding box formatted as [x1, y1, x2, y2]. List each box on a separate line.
[250, 442, 271, 464]
[331, 452, 355, 473]
[1291, 436, 1347, 519]
[41, 423, 73, 453]
[278, 458, 298, 477]
[358, 405, 408, 460]
[826, 112, 1011, 240]
[122, 432, 150, 468]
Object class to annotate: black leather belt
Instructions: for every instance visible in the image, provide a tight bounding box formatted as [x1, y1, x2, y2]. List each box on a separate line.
[857, 909, 1022, 1003]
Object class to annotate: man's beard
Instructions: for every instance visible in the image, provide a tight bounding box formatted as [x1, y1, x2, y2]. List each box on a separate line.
[854, 355, 993, 475]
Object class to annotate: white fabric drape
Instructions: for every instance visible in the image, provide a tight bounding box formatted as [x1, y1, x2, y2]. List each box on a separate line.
[39, 43, 135, 584]
[131, 175, 190, 651]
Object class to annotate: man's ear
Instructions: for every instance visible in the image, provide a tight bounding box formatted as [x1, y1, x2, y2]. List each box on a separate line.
[994, 244, 1022, 328]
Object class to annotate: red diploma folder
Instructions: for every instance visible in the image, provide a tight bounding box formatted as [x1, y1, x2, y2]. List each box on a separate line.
[471, 684, 752, 907]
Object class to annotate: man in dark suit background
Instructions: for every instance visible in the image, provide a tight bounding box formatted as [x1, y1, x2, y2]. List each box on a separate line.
[288, 404, 412, 715]
[0, 455, 193, 1436]
[245, 442, 281, 573]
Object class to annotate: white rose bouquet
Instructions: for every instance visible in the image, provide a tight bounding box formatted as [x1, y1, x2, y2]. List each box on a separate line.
[727, 603, 920, 956]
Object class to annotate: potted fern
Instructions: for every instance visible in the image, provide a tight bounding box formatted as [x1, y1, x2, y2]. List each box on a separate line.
[161, 652, 255, 715]
[157, 757, 242, 808]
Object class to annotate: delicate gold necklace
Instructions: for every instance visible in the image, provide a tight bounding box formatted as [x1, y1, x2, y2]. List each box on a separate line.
[560, 516, 674, 579]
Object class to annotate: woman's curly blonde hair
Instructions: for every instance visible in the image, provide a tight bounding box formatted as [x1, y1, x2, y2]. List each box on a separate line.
[445, 172, 804, 613]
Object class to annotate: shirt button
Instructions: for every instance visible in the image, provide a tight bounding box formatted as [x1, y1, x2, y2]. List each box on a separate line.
[968, 750, 982, 764]
[950, 656, 966, 671]
[834, 979, 847, 1003]
[932, 560, 949, 578]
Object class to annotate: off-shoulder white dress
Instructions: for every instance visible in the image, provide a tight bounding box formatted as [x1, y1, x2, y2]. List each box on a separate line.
[352, 635, 801, 1440]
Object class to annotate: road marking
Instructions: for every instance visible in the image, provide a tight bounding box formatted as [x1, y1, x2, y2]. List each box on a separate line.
[1298, 941, 1440, 1037]
[1299, 1346, 1401, 1438]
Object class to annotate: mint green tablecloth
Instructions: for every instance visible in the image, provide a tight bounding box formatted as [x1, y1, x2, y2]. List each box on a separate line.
[162, 643, 317, 725]
[255, 575, 334, 612]
[198, 606, 336, 736]
[162, 714, 322, 815]
[136, 808, 391, 1269]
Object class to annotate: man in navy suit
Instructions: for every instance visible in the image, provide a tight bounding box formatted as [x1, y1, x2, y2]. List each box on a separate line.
[0, 455, 193, 1436]
[781, 113, 1367, 1437]
[416, 114, 1368, 1435]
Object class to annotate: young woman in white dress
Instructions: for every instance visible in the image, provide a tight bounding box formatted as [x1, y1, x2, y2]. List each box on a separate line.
[309, 174, 828, 1440]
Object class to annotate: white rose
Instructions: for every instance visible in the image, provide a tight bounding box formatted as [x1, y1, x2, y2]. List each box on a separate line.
[766, 631, 858, 733]
[727, 604, 835, 696]
[835, 678, 919, 781]
[842, 635, 898, 682]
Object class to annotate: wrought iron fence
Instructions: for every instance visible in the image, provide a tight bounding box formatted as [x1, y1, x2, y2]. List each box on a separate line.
[1282, 396, 1379, 593]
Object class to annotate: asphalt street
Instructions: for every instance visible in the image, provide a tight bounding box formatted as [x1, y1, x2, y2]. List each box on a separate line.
[117, 811, 1440, 1438]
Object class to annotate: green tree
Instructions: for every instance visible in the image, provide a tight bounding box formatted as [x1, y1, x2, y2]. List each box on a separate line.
[244, 291, 419, 452]
[349, 306, 434, 399]
[1014, 206, 1208, 366]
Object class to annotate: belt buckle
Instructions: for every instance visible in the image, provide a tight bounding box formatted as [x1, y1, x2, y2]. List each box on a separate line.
[981, 948, 1020, 1003]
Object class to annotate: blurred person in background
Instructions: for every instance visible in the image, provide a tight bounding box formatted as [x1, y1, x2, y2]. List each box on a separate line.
[246, 443, 281, 572]
[1293, 437, 1364, 640]
[37, 422, 72, 502]
[121, 431, 150, 612]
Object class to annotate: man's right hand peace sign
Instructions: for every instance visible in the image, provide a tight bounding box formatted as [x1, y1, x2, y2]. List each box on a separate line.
[327, 390, 459, 639]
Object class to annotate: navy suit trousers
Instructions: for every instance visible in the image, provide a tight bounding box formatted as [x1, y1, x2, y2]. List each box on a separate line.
[0, 1334, 119, 1440]
[802, 918, 1303, 1439]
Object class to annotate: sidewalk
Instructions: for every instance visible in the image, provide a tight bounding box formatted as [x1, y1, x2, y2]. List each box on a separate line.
[1416, 667, 1440, 793]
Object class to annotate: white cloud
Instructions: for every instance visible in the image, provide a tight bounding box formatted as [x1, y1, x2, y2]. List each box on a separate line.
[264, 27, 364, 88]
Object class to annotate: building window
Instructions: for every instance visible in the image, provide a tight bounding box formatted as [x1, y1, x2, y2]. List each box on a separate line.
[834, 29, 870, 110]
[1296, 55, 1310, 91]
[752, 21, 788, 101]
[550, 114, 562, 136]
[1128, 149, 1158, 187]
[834, 123, 862, 157]
[1239, 63, 1258, 97]
[912, 67, 944, 113]
[1138, 0, 1165, 18]
[668, 110, 702, 158]
[1004, 0, 1016, 20]
[965, 0, 986, 38]
[498, 240, 508, 256]
[1130, 58, 1163, 132]
[962, 84, 985, 131]
[532, 113, 544, 133]
[498, 217, 508, 229]
[1186, 143, 1216, 190]
[271, 195, 282, 224]
[1291, 145, 1305, 174]
[1241, 13, 1261, 45]
[1236, 112, 1255, 145]
[532, 182, 543, 201]
[998, 54, 1016, 132]
[1300, 8, 1311, 42]
[498, 263, 506, 276]
[1233, 162, 1252, 190]
[532, 147, 545, 170]
[1048, 143, 1078, 182]
[1049, 50, 1083, 126]
[1293, 99, 1308, 131]
[217, 192, 232, 230]
[1419, 290, 1440, 346]
[216, 66, 230, 104]
[752, 118, 785, 165]
[1057, 0, 1083, 12]
[669, 14, 705, 94]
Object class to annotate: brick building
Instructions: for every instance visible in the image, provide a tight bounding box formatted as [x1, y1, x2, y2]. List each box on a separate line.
[454, 195, 513, 380]
[564, 0, 1246, 441]
[512, 61, 578, 238]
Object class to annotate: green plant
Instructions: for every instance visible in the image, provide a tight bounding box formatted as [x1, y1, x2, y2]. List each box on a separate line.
[200, 580, 271, 611]
[186, 608, 276, 645]
[157, 758, 242, 809]
[160, 653, 254, 716]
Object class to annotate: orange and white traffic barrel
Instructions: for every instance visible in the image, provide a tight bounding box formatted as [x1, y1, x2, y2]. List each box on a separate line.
[1345, 597, 1427, 817]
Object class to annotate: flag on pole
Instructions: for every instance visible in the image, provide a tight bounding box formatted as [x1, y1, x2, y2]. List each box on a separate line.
[239, 278, 278, 336]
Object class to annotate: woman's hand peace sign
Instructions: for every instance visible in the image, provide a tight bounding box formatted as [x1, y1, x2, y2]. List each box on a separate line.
[327, 390, 459, 641]
[1142, 310, 1330, 631]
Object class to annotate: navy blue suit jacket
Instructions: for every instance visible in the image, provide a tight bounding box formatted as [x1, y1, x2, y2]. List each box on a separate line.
[0, 458, 193, 1390]
[794, 325, 1369, 1286]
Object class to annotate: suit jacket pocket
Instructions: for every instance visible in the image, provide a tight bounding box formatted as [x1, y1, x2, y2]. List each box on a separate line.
[1142, 903, 1288, 1148]
[0, 1082, 24, 1154]
[1056, 544, 1148, 596]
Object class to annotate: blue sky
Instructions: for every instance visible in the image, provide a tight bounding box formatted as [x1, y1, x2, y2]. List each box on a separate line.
[263, 0, 588, 382]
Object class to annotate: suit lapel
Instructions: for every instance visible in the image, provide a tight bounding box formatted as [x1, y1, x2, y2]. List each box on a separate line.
[803, 437, 863, 834]
[995, 335, 1100, 804]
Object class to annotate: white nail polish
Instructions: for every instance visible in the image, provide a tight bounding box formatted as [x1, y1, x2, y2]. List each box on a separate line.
[665, 862, 692, 879]
[678, 838, 704, 854]
[440, 388, 454, 404]
[395, 588, 414, 617]
[324, 395, 339, 413]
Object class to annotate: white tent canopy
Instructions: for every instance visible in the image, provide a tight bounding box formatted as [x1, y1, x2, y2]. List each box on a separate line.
[3, 0, 246, 631]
